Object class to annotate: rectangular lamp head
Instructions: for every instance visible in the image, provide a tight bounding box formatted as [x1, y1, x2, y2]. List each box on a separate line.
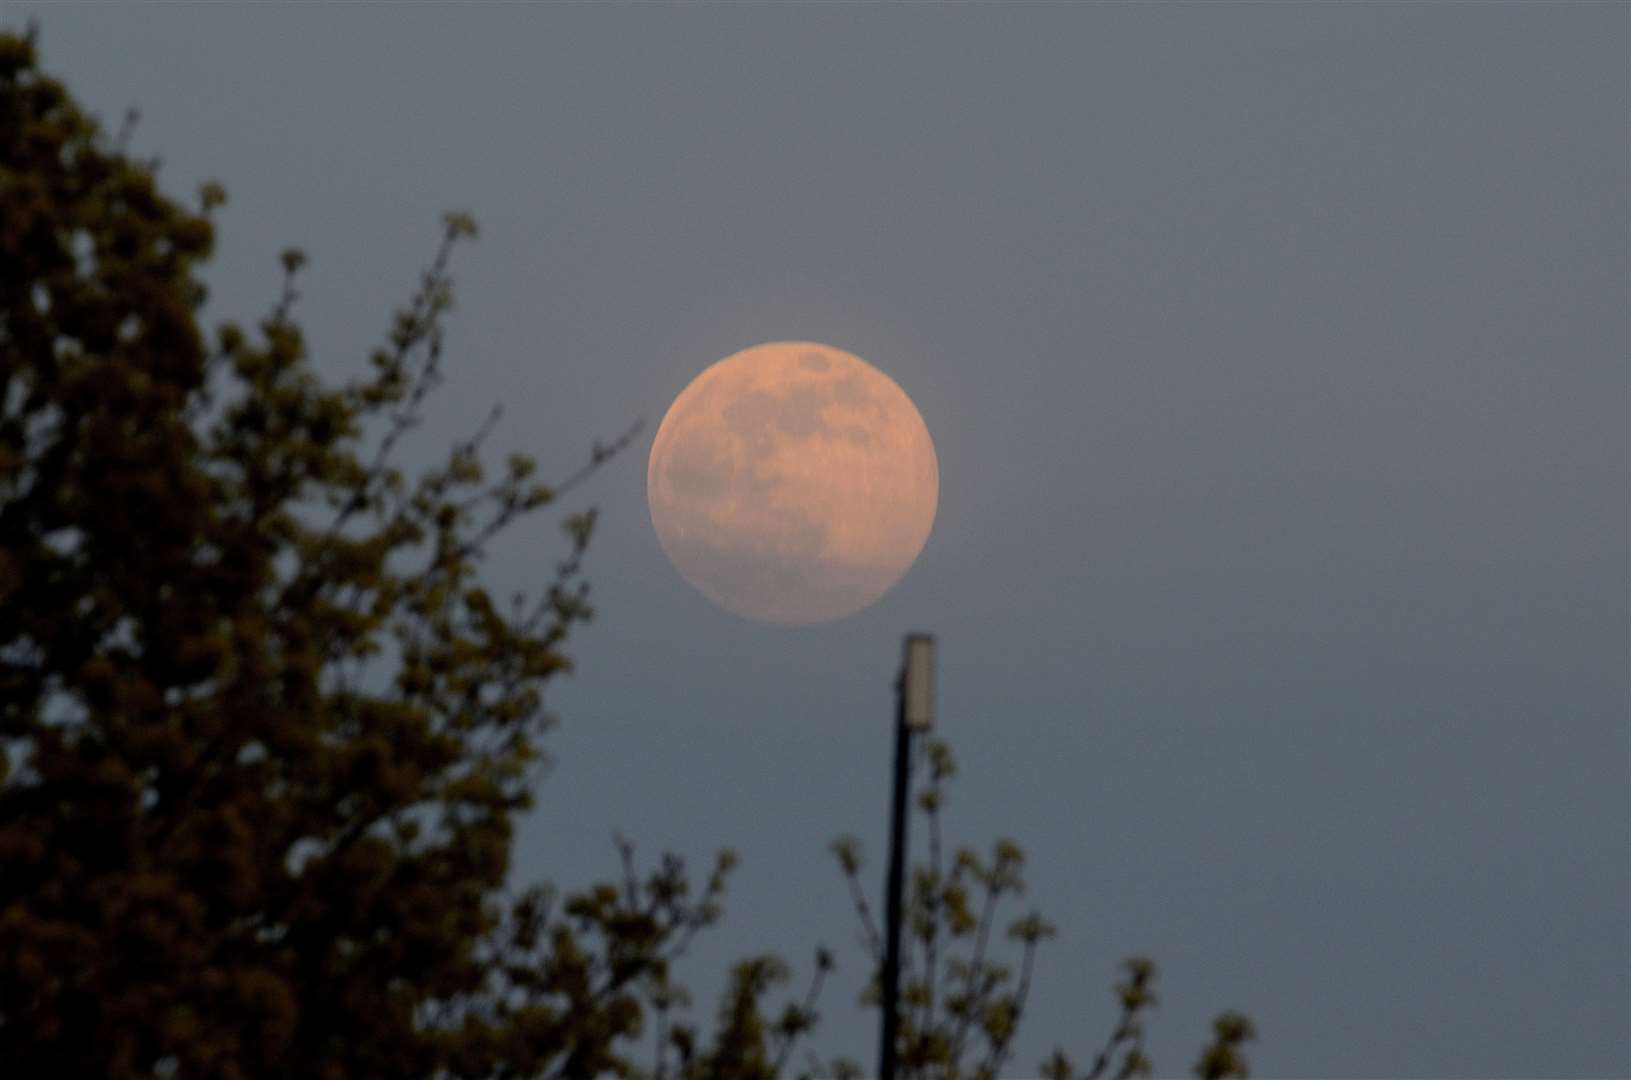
[903, 633, 935, 730]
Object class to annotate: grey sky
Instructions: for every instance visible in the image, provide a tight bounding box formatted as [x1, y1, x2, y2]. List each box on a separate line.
[11, 4, 1626, 1076]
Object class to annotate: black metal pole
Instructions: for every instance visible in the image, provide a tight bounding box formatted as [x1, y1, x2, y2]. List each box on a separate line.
[879, 670, 911, 1080]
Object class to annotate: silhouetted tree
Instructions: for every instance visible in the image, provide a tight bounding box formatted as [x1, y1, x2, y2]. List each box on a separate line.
[0, 29, 807, 1078]
[0, 29, 1250, 1079]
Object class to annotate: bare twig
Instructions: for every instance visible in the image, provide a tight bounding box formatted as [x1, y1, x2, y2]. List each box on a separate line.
[615, 833, 640, 908]
[982, 932, 1040, 1079]
[833, 841, 883, 962]
[921, 759, 944, 1042]
[325, 219, 466, 545]
[1087, 959, 1157, 1080]
[945, 871, 1003, 1064]
[769, 947, 833, 1076]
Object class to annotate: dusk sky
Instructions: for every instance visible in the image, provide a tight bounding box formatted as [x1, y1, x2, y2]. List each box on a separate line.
[14, 5, 1627, 1077]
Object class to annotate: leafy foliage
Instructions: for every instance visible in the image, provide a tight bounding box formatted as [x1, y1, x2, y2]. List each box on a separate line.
[0, 28, 741, 1078]
[824, 740, 1051, 1080]
[830, 740, 1255, 1080]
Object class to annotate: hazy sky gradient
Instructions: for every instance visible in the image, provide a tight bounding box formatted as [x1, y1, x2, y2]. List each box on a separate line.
[12, 5, 1626, 1077]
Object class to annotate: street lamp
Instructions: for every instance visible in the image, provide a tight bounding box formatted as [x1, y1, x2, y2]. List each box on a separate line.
[903, 633, 935, 731]
[880, 632, 935, 1080]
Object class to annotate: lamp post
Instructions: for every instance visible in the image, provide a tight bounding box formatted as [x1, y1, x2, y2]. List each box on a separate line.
[879, 633, 935, 1080]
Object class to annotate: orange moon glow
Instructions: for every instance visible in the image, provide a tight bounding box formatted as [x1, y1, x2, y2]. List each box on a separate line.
[647, 341, 939, 625]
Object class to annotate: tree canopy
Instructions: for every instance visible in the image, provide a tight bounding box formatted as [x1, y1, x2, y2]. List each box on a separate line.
[0, 27, 700, 1076]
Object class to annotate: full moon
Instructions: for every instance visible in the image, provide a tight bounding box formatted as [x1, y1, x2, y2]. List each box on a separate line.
[647, 341, 939, 625]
